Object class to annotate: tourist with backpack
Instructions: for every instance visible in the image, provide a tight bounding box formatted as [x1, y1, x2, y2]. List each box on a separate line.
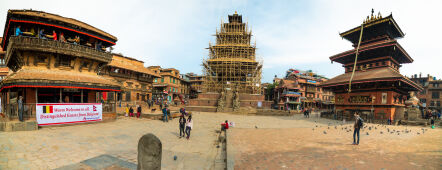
[353, 112, 363, 145]
[179, 115, 186, 137]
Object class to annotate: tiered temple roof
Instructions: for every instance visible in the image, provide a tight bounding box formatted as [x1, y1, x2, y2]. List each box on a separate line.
[323, 10, 422, 92]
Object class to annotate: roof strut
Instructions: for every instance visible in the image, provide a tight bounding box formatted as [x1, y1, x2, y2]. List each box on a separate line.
[348, 22, 364, 93]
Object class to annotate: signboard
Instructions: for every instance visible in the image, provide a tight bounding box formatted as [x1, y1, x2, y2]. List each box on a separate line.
[307, 80, 316, 83]
[36, 103, 102, 126]
[348, 96, 372, 103]
[381, 93, 387, 104]
[257, 101, 262, 108]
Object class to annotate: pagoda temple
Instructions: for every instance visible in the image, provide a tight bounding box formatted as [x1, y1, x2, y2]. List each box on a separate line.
[186, 12, 271, 113]
[322, 10, 423, 122]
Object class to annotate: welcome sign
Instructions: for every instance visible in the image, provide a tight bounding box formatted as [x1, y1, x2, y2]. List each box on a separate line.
[36, 103, 102, 126]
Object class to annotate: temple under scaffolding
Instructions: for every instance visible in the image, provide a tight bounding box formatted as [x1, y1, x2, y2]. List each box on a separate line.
[187, 12, 271, 113]
[203, 11, 262, 94]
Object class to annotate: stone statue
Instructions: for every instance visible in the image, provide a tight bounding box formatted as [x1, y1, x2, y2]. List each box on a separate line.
[405, 91, 419, 107]
[217, 91, 225, 112]
[233, 91, 240, 111]
[137, 133, 162, 170]
[405, 91, 421, 121]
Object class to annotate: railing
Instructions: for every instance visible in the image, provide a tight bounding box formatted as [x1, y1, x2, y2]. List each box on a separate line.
[102, 103, 116, 113]
[4, 103, 37, 119]
[6, 36, 112, 64]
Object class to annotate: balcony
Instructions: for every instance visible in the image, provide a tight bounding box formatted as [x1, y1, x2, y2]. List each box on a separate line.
[6, 36, 112, 66]
[306, 88, 317, 93]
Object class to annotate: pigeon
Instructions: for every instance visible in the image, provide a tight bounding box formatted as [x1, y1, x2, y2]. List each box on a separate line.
[255, 126, 258, 129]
[335, 126, 337, 129]
[316, 125, 318, 127]
[328, 127, 330, 129]
[323, 131, 327, 134]
[387, 128, 390, 132]
[375, 127, 377, 130]
[417, 132, 420, 135]
[312, 128, 315, 131]
[366, 132, 369, 135]
[369, 127, 372, 130]
[380, 131, 383, 134]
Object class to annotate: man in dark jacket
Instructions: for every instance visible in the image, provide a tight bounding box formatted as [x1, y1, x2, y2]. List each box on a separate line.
[179, 115, 186, 137]
[137, 105, 142, 118]
[353, 112, 363, 145]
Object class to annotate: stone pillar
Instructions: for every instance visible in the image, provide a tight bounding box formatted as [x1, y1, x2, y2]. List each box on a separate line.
[137, 133, 162, 170]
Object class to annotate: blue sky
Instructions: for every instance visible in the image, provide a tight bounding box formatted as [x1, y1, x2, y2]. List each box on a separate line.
[1, 0, 441, 82]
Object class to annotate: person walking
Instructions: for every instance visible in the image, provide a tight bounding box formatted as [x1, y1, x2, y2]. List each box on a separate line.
[129, 107, 134, 117]
[353, 112, 363, 145]
[147, 99, 151, 109]
[185, 115, 193, 139]
[137, 105, 142, 118]
[162, 106, 168, 122]
[18, 96, 24, 122]
[179, 115, 186, 138]
[125, 104, 129, 117]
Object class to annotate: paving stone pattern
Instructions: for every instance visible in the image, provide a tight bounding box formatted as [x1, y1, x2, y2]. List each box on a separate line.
[230, 123, 442, 169]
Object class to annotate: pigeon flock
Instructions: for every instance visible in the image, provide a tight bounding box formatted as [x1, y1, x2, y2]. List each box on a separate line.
[312, 121, 430, 137]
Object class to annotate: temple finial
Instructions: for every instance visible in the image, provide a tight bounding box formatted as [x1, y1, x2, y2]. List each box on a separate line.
[371, 8, 374, 16]
[235, 11, 237, 14]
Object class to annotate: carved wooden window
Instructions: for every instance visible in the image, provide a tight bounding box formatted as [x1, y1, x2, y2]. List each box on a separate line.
[56, 56, 71, 67]
[126, 92, 131, 101]
[36, 56, 47, 63]
[81, 61, 89, 69]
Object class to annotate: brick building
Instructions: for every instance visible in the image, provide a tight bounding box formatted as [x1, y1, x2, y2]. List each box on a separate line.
[410, 74, 441, 112]
[274, 69, 334, 111]
[0, 9, 120, 121]
[0, 37, 8, 81]
[100, 53, 160, 105]
[183, 72, 203, 99]
[148, 66, 185, 104]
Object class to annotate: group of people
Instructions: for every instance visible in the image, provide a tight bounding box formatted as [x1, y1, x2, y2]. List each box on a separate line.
[302, 107, 312, 118]
[125, 104, 142, 118]
[178, 108, 193, 139]
[423, 109, 440, 120]
[15, 25, 101, 50]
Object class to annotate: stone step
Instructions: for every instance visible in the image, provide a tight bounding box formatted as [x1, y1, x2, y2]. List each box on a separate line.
[0, 120, 38, 132]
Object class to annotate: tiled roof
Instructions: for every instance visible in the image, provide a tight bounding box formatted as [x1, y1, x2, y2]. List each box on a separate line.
[278, 79, 299, 89]
[108, 58, 160, 78]
[2, 68, 120, 88]
[322, 67, 422, 90]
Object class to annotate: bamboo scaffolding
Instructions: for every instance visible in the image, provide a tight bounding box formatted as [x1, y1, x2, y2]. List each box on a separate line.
[203, 13, 262, 94]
